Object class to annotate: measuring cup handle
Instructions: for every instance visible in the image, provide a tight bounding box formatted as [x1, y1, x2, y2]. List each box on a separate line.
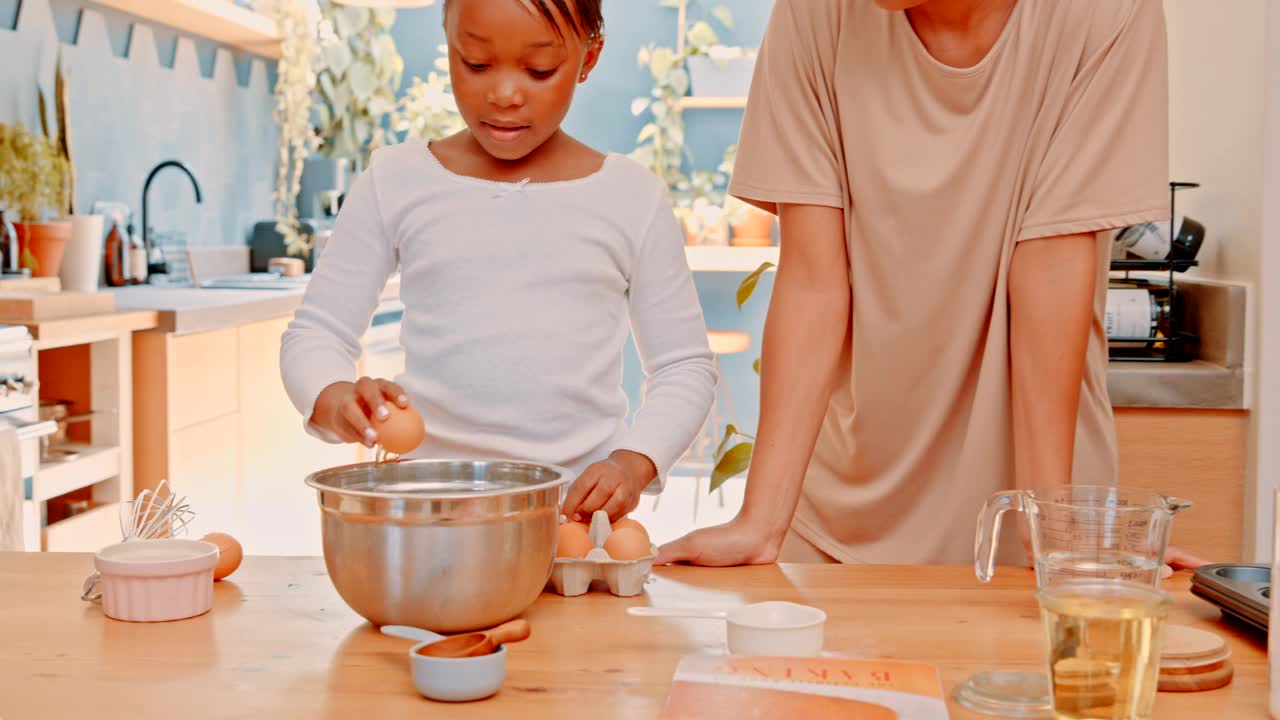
[81, 571, 102, 603]
[974, 490, 1025, 583]
[626, 607, 728, 620]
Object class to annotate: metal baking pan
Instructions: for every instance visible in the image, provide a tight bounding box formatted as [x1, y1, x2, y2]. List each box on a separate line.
[1190, 563, 1268, 632]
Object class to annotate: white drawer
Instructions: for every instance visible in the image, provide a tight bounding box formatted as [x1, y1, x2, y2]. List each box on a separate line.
[43, 502, 121, 552]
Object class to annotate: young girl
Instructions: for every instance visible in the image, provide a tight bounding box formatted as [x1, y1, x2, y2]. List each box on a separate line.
[281, 0, 717, 522]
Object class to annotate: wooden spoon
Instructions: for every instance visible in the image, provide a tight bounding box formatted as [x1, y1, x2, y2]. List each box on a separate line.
[415, 618, 531, 659]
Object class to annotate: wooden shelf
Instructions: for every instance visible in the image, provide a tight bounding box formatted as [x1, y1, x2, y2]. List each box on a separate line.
[676, 96, 748, 111]
[32, 445, 123, 502]
[685, 246, 778, 273]
[88, 0, 282, 59]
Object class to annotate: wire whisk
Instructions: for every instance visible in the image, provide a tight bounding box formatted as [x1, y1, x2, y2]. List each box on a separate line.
[121, 479, 195, 541]
[81, 479, 196, 602]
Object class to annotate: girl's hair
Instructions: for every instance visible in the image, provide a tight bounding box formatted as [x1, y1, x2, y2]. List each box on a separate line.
[447, 0, 604, 40]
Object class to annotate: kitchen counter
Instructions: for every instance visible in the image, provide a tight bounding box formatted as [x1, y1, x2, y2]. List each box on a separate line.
[110, 276, 402, 336]
[105, 269, 1247, 408]
[0, 553, 1265, 719]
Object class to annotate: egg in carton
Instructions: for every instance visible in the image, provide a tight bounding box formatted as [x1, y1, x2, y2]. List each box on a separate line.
[547, 510, 657, 597]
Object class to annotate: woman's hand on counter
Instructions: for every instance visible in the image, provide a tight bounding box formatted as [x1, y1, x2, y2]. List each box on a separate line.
[1160, 545, 1211, 578]
[311, 377, 411, 448]
[654, 518, 783, 567]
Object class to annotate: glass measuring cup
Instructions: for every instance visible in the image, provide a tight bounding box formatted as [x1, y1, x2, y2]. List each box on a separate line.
[976, 485, 1192, 587]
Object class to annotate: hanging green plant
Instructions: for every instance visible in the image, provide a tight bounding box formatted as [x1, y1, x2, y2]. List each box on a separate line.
[271, 0, 322, 259]
[314, 0, 404, 168]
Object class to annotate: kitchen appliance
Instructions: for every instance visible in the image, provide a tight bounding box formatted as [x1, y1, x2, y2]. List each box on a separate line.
[0, 325, 60, 551]
[304, 458, 572, 633]
[249, 219, 324, 273]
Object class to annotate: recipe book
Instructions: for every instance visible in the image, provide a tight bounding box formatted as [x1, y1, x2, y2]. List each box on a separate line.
[659, 655, 949, 719]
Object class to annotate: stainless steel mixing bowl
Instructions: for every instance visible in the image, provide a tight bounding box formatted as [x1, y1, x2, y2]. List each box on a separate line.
[304, 458, 571, 633]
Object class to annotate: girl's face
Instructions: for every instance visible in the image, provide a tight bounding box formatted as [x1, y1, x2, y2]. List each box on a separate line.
[445, 0, 602, 161]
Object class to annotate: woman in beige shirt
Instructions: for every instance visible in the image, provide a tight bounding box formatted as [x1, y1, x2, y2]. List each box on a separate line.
[656, 0, 1207, 570]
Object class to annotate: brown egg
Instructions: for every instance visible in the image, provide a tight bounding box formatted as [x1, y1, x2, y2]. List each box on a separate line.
[611, 518, 650, 544]
[604, 527, 651, 561]
[202, 532, 243, 580]
[374, 404, 425, 455]
[556, 522, 593, 559]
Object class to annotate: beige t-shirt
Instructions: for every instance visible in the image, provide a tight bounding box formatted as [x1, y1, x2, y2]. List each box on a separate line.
[729, 0, 1170, 565]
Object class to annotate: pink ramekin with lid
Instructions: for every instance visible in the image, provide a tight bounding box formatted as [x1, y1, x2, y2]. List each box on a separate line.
[94, 538, 218, 622]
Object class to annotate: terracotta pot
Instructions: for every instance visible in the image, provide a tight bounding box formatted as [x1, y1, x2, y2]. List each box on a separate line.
[15, 221, 72, 278]
[731, 234, 773, 248]
[731, 206, 775, 245]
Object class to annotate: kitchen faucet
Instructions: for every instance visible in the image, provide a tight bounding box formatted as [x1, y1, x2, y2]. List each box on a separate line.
[141, 160, 203, 276]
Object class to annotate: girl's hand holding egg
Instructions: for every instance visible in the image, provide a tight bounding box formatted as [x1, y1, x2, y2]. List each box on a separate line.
[311, 377, 421, 452]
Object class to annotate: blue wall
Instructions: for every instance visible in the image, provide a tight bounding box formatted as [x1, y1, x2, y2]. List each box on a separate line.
[0, 0, 277, 248]
[393, 1, 778, 452]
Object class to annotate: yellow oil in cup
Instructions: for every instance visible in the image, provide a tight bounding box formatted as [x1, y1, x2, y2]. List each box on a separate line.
[1037, 581, 1171, 720]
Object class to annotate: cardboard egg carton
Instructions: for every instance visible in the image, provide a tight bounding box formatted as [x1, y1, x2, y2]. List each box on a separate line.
[547, 510, 656, 597]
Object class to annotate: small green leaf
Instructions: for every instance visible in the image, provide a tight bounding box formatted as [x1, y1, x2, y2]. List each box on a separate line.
[736, 261, 776, 309]
[349, 60, 376, 100]
[752, 358, 760, 375]
[712, 6, 735, 30]
[636, 123, 659, 144]
[713, 424, 739, 460]
[711, 442, 753, 492]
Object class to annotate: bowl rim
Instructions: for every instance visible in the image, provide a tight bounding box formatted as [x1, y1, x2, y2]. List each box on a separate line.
[304, 457, 575, 501]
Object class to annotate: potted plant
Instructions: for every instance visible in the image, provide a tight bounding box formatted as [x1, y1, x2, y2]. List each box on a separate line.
[683, 12, 757, 99]
[0, 122, 70, 278]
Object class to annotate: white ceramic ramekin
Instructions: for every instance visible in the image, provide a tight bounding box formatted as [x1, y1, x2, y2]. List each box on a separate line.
[94, 539, 218, 622]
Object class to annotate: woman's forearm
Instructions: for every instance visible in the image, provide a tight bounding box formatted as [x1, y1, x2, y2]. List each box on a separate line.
[1009, 232, 1099, 490]
[737, 204, 851, 544]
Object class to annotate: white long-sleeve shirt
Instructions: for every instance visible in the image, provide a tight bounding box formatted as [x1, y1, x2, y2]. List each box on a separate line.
[280, 140, 717, 488]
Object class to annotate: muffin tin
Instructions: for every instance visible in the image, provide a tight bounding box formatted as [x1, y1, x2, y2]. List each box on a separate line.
[1189, 563, 1268, 632]
[546, 510, 656, 597]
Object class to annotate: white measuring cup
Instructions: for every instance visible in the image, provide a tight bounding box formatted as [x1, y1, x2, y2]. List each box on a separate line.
[627, 601, 826, 656]
[381, 625, 507, 702]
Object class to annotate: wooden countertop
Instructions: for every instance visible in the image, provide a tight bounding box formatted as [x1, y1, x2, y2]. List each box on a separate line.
[23, 309, 158, 350]
[0, 554, 1265, 718]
